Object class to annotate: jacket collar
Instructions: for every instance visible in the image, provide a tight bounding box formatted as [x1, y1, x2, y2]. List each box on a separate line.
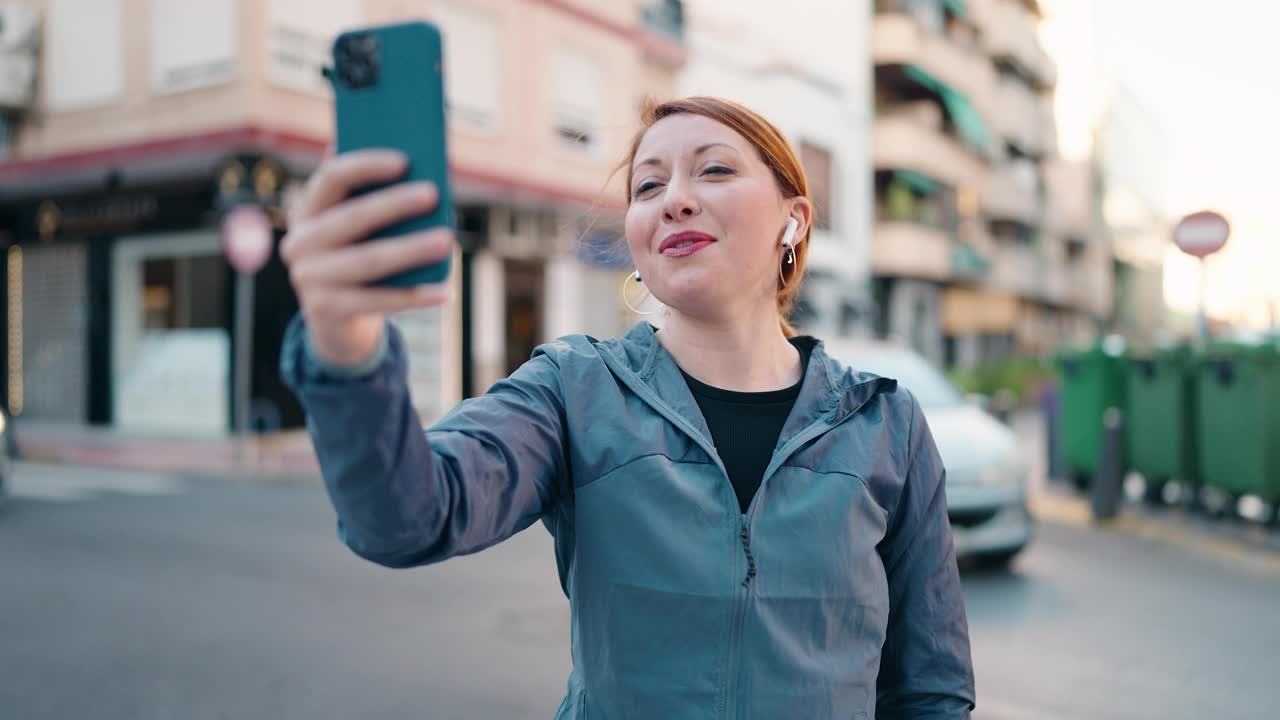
[599, 322, 896, 448]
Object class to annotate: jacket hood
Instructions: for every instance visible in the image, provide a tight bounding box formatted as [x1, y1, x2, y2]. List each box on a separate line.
[591, 322, 898, 452]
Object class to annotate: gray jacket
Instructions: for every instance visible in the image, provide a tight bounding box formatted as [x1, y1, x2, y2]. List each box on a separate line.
[280, 316, 976, 719]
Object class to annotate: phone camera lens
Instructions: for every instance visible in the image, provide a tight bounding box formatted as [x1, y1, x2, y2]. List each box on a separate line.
[336, 33, 380, 89]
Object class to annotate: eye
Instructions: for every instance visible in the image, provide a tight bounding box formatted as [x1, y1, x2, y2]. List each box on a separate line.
[703, 165, 735, 176]
[635, 180, 662, 197]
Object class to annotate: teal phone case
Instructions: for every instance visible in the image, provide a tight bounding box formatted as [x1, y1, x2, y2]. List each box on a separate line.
[330, 21, 453, 287]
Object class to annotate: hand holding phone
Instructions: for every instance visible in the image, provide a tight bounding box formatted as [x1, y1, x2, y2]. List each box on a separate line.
[280, 150, 453, 367]
[330, 21, 455, 287]
[279, 21, 457, 368]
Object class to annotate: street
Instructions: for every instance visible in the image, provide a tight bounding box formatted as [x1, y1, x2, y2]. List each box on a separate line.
[1, 462, 1275, 720]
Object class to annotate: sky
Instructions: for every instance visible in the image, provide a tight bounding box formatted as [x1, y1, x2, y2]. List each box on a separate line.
[1040, 0, 1280, 329]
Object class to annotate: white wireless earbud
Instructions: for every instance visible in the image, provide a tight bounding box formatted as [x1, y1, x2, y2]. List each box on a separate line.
[781, 217, 799, 249]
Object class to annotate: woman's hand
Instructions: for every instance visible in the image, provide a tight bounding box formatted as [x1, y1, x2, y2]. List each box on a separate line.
[280, 149, 454, 367]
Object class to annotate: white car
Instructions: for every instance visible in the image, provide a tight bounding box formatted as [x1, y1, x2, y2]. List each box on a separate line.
[824, 340, 1034, 567]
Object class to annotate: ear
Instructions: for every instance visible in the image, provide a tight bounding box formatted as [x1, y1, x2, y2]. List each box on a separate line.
[784, 196, 813, 246]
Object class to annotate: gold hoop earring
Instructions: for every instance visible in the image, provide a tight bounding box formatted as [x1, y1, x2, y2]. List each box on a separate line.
[622, 270, 656, 315]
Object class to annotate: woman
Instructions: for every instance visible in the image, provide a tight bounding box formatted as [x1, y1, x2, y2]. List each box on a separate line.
[279, 97, 975, 719]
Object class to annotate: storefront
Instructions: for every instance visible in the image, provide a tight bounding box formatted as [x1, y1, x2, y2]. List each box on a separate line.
[0, 144, 311, 435]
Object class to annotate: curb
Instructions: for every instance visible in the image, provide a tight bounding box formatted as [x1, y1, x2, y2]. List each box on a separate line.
[1029, 490, 1280, 576]
[12, 425, 322, 483]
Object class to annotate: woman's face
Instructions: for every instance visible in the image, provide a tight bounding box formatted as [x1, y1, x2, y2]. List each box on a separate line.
[625, 114, 803, 323]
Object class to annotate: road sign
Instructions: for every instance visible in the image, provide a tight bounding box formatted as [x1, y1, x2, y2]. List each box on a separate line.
[222, 204, 274, 275]
[1173, 210, 1230, 258]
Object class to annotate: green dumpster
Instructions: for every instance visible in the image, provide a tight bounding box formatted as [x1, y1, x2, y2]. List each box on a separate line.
[1057, 342, 1128, 488]
[1125, 346, 1198, 502]
[1195, 343, 1280, 501]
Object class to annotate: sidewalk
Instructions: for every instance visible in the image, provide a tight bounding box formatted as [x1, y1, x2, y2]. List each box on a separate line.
[12, 420, 321, 480]
[1011, 408, 1280, 572]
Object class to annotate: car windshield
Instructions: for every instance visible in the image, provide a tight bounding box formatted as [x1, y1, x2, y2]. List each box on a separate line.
[834, 346, 963, 408]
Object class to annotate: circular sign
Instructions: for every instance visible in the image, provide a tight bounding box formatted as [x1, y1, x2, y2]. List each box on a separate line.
[1173, 210, 1230, 258]
[222, 204, 274, 274]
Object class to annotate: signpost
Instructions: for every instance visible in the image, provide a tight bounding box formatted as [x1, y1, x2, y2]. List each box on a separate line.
[222, 205, 274, 446]
[1172, 210, 1230, 346]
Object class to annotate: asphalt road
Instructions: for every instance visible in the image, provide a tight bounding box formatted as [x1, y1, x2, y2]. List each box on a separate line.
[1, 462, 1275, 719]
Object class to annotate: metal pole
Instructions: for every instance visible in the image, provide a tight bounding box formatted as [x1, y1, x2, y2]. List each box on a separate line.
[1197, 257, 1209, 348]
[1091, 406, 1126, 522]
[233, 271, 254, 438]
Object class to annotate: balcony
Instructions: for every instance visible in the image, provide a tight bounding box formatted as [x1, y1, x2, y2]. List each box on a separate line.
[972, 0, 1056, 88]
[1043, 159, 1090, 240]
[1066, 261, 1112, 318]
[990, 75, 1055, 156]
[987, 242, 1042, 300]
[983, 161, 1040, 225]
[1040, 262, 1071, 306]
[872, 221, 954, 282]
[873, 103, 986, 194]
[872, 12, 995, 119]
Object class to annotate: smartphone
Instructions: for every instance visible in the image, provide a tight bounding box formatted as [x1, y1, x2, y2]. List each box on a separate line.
[329, 21, 453, 286]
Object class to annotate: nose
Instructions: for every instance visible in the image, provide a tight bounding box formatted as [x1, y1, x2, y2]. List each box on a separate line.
[661, 178, 700, 222]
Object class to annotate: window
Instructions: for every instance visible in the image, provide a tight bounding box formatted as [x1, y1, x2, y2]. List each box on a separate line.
[0, 115, 10, 162]
[267, 0, 361, 95]
[799, 141, 834, 231]
[902, 0, 945, 33]
[553, 48, 602, 151]
[434, 3, 502, 130]
[47, 0, 123, 110]
[641, 0, 685, 43]
[150, 0, 236, 94]
[141, 256, 227, 331]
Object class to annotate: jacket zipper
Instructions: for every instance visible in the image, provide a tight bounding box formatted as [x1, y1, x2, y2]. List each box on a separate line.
[739, 516, 757, 588]
[593, 356, 748, 720]
[746, 387, 888, 529]
[723, 425, 830, 720]
[596, 353, 891, 719]
[726, 390, 888, 719]
[723, 514, 752, 720]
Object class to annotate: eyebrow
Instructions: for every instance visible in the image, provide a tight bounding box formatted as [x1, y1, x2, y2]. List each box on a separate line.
[635, 142, 738, 170]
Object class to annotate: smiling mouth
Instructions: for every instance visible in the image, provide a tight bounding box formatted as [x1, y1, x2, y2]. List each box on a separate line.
[661, 239, 715, 258]
[659, 232, 717, 257]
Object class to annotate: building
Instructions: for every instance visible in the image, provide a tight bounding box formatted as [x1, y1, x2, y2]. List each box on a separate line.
[869, 0, 1103, 367]
[0, 0, 685, 435]
[675, 0, 874, 338]
[1095, 83, 1170, 349]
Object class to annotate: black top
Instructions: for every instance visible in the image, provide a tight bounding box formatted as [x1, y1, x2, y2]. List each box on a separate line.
[680, 339, 814, 514]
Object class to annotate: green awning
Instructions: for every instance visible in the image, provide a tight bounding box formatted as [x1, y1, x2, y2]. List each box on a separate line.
[893, 169, 938, 195]
[943, 0, 969, 18]
[905, 64, 944, 93]
[904, 64, 989, 153]
[942, 91, 989, 152]
[952, 244, 991, 275]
